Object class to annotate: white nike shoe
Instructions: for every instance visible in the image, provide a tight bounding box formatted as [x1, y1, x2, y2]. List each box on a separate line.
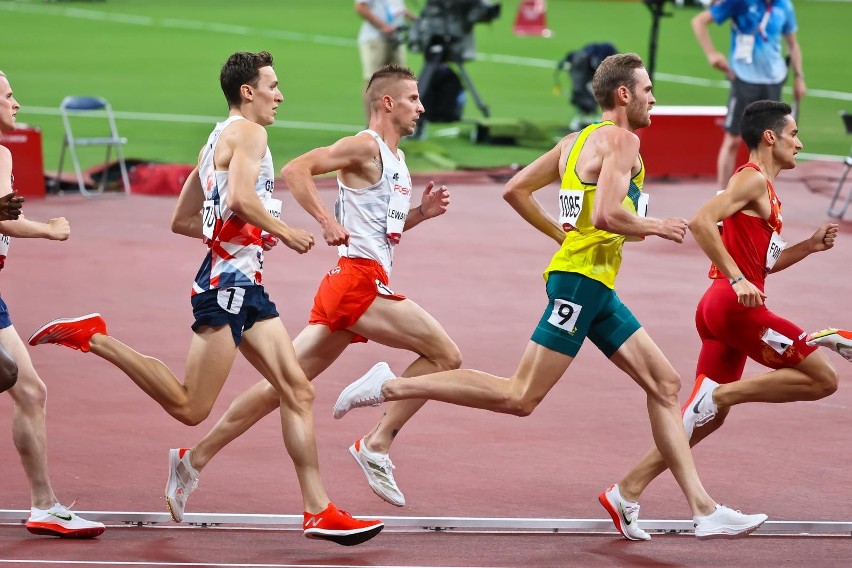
[333, 362, 394, 419]
[807, 328, 852, 362]
[349, 437, 405, 507]
[598, 484, 650, 541]
[693, 505, 767, 540]
[26, 503, 105, 538]
[165, 448, 200, 523]
[682, 374, 720, 440]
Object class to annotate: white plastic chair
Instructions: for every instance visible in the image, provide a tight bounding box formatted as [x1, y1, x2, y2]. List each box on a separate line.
[57, 96, 131, 197]
[827, 111, 852, 219]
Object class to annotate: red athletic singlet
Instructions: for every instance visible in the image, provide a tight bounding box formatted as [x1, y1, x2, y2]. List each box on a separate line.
[708, 163, 782, 287]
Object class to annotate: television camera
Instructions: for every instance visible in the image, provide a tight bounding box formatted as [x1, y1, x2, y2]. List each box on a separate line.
[408, 0, 501, 137]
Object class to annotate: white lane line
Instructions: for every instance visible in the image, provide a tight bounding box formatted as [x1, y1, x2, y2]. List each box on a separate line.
[21, 106, 361, 133]
[0, 562, 503, 568]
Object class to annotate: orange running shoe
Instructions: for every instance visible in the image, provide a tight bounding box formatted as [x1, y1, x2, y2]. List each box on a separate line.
[303, 502, 383, 546]
[28, 313, 107, 352]
[807, 328, 852, 362]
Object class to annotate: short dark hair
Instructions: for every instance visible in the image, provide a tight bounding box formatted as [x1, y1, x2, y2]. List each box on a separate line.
[740, 100, 793, 150]
[220, 51, 274, 108]
[592, 53, 644, 110]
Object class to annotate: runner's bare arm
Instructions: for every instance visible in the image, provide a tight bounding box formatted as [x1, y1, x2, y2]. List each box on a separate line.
[503, 141, 564, 245]
[771, 223, 838, 273]
[170, 164, 204, 239]
[282, 135, 376, 246]
[403, 181, 449, 231]
[690, 170, 767, 306]
[594, 130, 683, 241]
[689, 169, 766, 280]
[227, 122, 313, 253]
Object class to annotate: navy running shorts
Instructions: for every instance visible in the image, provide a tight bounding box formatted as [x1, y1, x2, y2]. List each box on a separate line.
[0, 295, 12, 330]
[191, 285, 279, 347]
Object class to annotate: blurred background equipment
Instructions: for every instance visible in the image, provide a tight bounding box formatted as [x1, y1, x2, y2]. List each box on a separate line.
[827, 111, 852, 219]
[55, 96, 130, 197]
[408, 0, 501, 138]
[555, 42, 618, 131]
[643, 0, 674, 82]
[512, 0, 551, 37]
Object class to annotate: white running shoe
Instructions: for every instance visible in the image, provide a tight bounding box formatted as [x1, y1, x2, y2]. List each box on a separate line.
[333, 362, 394, 419]
[598, 484, 650, 541]
[165, 448, 200, 523]
[693, 505, 767, 540]
[807, 328, 852, 362]
[26, 503, 105, 538]
[349, 437, 405, 507]
[682, 374, 720, 440]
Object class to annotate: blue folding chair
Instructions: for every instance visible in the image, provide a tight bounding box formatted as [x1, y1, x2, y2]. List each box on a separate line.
[827, 111, 852, 219]
[57, 96, 131, 197]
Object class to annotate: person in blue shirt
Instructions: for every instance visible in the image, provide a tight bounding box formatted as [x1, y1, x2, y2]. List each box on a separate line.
[692, 0, 806, 189]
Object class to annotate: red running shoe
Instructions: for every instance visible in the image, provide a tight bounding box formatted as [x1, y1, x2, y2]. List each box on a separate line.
[28, 313, 107, 352]
[303, 502, 383, 546]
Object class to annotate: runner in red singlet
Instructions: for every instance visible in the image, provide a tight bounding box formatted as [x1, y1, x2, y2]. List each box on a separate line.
[601, 99, 850, 540]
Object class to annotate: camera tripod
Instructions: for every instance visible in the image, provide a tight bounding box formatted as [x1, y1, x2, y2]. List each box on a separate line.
[413, 40, 491, 139]
[644, 0, 673, 82]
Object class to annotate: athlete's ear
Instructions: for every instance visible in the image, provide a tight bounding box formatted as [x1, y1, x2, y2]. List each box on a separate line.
[240, 83, 254, 102]
[764, 129, 776, 144]
[616, 84, 630, 105]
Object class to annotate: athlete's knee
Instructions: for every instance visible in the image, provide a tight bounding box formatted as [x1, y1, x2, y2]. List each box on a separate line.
[278, 380, 316, 412]
[179, 410, 210, 427]
[0, 350, 17, 393]
[648, 370, 682, 408]
[173, 403, 214, 426]
[502, 384, 544, 417]
[432, 342, 462, 371]
[10, 372, 47, 411]
[809, 364, 839, 400]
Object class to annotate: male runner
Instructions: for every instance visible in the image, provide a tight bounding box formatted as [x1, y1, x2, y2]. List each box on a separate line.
[601, 99, 849, 540]
[0, 69, 104, 538]
[27, 52, 382, 546]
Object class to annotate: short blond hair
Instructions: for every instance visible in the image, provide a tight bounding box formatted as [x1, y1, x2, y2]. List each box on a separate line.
[365, 64, 417, 110]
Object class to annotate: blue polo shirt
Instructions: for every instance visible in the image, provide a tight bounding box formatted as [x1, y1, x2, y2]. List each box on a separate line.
[710, 0, 797, 84]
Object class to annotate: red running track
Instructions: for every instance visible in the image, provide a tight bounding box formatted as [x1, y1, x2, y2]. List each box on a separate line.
[1, 170, 851, 566]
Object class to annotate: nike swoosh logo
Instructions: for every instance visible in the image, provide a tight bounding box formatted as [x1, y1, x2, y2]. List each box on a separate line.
[50, 512, 73, 521]
[692, 393, 707, 414]
[620, 505, 633, 526]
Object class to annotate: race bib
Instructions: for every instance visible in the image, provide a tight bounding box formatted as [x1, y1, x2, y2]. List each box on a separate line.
[734, 33, 755, 63]
[558, 189, 584, 231]
[375, 280, 396, 296]
[547, 299, 582, 333]
[217, 286, 245, 315]
[261, 198, 283, 238]
[0, 234, 10, 257]
[765, 231, 786, 271]
[625, 193, 650, 243]
[636, 193, 649, 218]
[762, 328, 793, 355]
[202, 199, 217, 241]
